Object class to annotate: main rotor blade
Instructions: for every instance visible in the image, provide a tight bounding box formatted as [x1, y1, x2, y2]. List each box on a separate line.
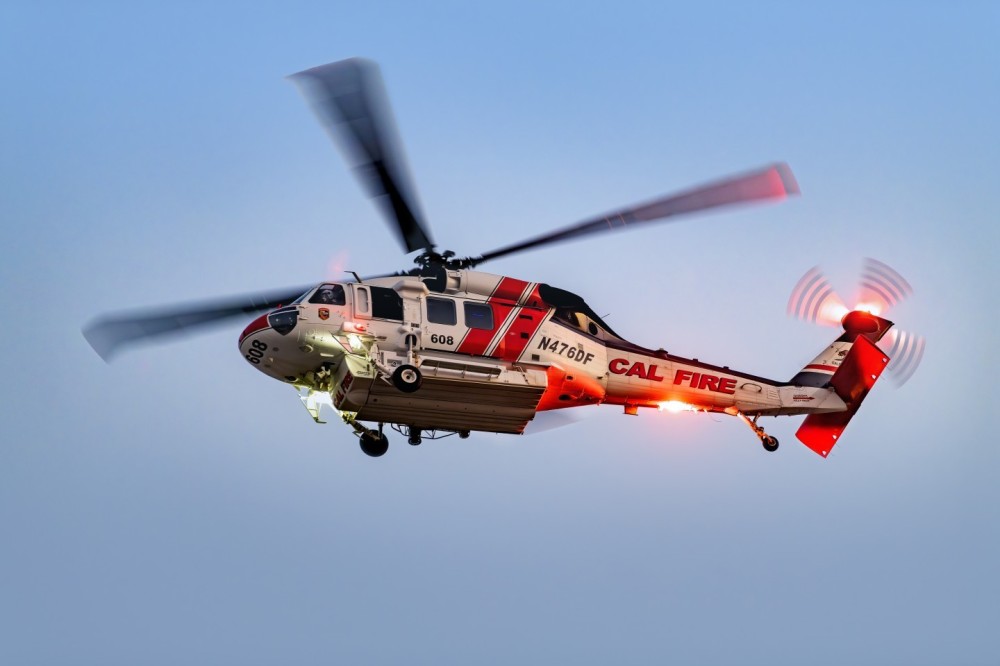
[83, 286, 311, 362]
[290, 58, 434, 254]
[467, 163, 798, 267]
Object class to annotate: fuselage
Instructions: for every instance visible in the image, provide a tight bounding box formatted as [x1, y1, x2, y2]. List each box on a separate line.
[238, 269, 847, 434]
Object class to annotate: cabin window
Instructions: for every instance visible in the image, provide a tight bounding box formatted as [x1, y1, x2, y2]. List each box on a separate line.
[427, 297, 457, 325]
[309, 283, 346, 305]
[371, 286, 403, 320]
[464, 302, 494, 330]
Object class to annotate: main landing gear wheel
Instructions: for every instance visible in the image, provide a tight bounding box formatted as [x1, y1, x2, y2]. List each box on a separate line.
[391, 364, 422, 393]
[359, 432, 389, 457]
[762, 436, 779, 452]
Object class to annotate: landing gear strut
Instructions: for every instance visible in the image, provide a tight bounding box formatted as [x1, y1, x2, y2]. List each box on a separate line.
[736, 411, 779, 452]
[390, 334, 423, 393]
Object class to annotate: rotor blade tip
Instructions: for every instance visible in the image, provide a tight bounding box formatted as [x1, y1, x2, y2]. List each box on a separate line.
[82, 325, 117, 363]
[774, 163, 800, 196]
[289, 57, 375, 82]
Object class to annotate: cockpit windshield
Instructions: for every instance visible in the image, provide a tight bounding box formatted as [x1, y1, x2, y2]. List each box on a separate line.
[308, 283, 346, 305]
[554, 308, 607, 337]
[539, 283, 620, 338]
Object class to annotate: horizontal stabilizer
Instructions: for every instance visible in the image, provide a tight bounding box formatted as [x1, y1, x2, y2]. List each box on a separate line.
[796, 336, 889, 457]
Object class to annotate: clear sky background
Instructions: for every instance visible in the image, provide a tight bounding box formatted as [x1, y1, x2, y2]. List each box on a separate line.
[2, 1, 997, 664]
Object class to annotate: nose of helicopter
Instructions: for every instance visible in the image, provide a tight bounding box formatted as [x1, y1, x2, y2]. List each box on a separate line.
[238, 302, 350, 382]
[238, 312, 282, 371]
[240, 312, 272, 345]
[238, 306, 301, 378]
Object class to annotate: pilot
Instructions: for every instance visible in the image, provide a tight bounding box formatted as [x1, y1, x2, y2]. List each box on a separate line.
[313, 284, 345, 305]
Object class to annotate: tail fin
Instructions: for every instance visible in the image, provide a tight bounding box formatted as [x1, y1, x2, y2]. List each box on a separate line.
[792, 311, 893, 457]
[790, 310, 892, 388]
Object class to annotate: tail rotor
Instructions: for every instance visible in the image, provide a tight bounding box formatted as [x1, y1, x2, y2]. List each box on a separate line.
[787, 266, 847, 327]
[856, 257, 913, 316]
[879, 328, 926, 387]
[787, 259, 925, 386]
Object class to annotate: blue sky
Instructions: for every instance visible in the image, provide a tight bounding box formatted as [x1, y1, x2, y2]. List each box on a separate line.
[2, 2, 997, 664]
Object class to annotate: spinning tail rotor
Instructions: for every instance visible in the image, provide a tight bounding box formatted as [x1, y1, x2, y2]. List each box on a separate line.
[787, 259, 924, 386]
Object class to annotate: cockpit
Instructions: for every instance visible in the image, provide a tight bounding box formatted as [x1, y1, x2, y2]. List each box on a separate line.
[308, 283, 346, 305]
[538, 283, 620, 340]
[552, 309, 597, 336]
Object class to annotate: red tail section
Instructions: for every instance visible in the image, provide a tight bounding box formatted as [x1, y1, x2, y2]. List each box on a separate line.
[796, 336, 890, 458]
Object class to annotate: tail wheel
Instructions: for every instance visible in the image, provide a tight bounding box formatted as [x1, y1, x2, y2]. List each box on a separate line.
[360, 432, 389, 457]
[392, 364, 422, 393]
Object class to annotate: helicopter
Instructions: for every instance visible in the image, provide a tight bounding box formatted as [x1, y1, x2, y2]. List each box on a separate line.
[84, 58, 923, 458]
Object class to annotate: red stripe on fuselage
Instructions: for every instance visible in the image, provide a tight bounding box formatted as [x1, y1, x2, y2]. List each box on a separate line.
[457, 277, 541, 358]
[493, 277, 529, 302]
[522, 283, 544, 308]
[492, 278, 546, 359]
[805, 364, 838, 373]
[457, 308, 509, 356]
[498, 306, 547, 361]
[457, 278, 511, 356]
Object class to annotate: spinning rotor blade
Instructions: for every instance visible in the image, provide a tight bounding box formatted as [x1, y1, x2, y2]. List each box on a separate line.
[787, 266, 847, 327]
[787, 260, 924, 386]
[879, 328, 925, 387]
[291, 59, 434, 254]
[83, 286, 310, 362]
[466, 163, 798, 267]
[856, 257, 913, 314]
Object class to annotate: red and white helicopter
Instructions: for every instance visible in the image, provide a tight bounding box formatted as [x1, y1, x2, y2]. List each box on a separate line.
[84, 59, 923, 458]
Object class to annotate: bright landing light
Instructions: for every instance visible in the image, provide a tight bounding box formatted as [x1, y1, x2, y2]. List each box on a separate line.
[658, 400, 696, 413]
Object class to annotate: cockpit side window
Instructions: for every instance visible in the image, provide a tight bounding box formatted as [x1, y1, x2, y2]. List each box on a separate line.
[371, 286, 404, 321]
[309, 284, 346, 305]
